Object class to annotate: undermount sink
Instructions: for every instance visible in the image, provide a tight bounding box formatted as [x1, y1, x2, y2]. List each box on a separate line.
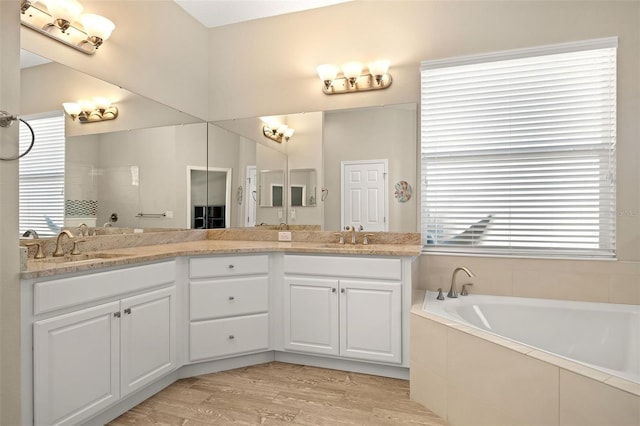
[35, 252, 130, 264]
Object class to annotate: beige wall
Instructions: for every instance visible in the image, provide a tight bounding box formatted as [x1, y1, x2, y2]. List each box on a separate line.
[208, 1, 640, 300]
[0, 2, 22, 423]
[323, 106, 418, 232]
[20, 0, 209, 120]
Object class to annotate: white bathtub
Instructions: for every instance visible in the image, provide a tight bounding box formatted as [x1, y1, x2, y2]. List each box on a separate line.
[422, 291, 640, 384]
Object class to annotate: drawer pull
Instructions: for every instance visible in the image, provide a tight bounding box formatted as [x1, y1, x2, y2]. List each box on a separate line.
[228, 296, 235, 301]
[124, 308, 132, 314]
[228, 264, 235, 269]
[114, 312, 121, 318]
[228, 335, 235, 340]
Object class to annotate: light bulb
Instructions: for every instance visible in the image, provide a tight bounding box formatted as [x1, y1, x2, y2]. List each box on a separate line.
[80, 14, 115, 45]
[47, 0, 83, 30]
[62, 102, 81, 116]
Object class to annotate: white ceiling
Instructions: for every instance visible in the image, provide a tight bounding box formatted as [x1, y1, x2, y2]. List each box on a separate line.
[174, 0, 350, 28]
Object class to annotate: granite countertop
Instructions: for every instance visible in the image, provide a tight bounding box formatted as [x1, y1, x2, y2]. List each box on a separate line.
[22, 232, 421, 279]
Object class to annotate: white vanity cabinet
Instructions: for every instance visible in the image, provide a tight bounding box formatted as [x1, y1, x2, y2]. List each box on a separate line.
[283, 255, 405, 365]
[29, 261, 177, 426]
[188, 254, 270, 361]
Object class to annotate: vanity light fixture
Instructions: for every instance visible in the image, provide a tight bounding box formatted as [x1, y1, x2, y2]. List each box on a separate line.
[262, 124, 294, 143]
[20, 0, 115, 55]
[316, 60, 392, 95]
[63, 98, 118, 123]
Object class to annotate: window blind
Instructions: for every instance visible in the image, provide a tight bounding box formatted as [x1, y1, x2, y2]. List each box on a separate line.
[420, 41, 616, 258]
[19, 113, 65, 238]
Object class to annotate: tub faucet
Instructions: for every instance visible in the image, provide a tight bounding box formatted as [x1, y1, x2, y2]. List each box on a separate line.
[53, 230, 74, 257]
[448, 266, 475, 298]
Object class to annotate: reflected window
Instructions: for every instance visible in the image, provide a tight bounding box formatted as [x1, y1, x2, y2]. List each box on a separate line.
[19, 113, 65, 237]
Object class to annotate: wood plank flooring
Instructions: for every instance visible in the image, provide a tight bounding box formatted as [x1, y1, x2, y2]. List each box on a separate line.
[108, 361, 448, 425]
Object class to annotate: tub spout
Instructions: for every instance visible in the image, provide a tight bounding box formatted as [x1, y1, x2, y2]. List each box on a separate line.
[448, 266, 474, 298]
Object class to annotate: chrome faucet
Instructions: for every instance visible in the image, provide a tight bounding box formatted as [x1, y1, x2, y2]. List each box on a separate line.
[53, 230, 74, 257]
[345, 225, 363, 244]
[77, 223, 89, 236]
[447, 266, 475, 298]
[22, 229, 39, 239]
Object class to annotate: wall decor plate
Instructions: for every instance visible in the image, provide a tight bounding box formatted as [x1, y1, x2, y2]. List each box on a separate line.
[394, 180, 412, 202]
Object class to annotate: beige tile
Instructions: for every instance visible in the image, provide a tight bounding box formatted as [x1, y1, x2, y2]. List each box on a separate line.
[447, 329, 559, 426]
[447, 381, 521, 426]
[513, 269, 609, 302]
[410, 361, 447, 420]
[528, 350, 612, 383]
[609, 273, 640, 304]
[560, 370, 640, 426]
[410, 315, 447, 372]
[604, 376, 640, 397]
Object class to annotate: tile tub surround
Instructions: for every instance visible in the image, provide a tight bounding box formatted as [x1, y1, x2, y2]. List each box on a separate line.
[418, 254, 640, 305]
[21, 229, 421, 279]
[410, 295, 640, 426]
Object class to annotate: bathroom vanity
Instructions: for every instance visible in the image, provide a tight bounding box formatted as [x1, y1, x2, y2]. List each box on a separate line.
[20, 235, 418, 425]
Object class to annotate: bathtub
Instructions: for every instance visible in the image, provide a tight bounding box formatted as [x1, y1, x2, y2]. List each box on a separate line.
[421, 291, 640, 384]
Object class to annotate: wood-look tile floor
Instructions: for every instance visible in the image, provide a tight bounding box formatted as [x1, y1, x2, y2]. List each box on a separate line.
[108, 361, 448, 425]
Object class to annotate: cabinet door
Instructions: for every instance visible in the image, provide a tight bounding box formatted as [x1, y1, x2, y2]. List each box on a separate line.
[339, 280, 402, 364]
[284, 277, 339, 356]
[120, 286, 176, 397]
[34, 301, 120, 426]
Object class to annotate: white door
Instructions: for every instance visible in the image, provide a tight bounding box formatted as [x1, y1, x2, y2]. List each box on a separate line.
[339, 279, 402, 364]
[245, 166, 257, 227]
[120, 286, 176, 397]
[341, 160, 387, 231]
[284, 277, 339, 356]
[33, 301, 120, 426]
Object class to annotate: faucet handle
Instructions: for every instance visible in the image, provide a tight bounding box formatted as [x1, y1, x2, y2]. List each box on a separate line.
[70, 239, 86, 255]
[461, 283, 473, 296]
[333, 232, 345, 244]
[26, 242, 45, 259]
[436, 288, 445, 300]
[363, 234, 374, 245]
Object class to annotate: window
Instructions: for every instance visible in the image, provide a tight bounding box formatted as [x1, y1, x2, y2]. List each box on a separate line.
[19, 113, 65, 237]
[420, 39, 617, 258]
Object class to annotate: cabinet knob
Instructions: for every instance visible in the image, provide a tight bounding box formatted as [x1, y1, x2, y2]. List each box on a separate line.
[228, 335, 235, 340]
[124, 308, 132, 314]
[114, 312, 121, 318]
[228, 264, 235, 269]
[341, 288, 345, 294]
[332, 288, 337, 293]
[228, 296, 235, 301]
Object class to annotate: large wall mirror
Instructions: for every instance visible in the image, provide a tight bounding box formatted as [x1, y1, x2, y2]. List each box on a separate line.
[19, 50, 210, 236]
[210, 103, 418, 232]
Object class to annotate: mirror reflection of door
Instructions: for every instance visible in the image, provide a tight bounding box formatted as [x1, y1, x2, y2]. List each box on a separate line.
[187, 166, 231, 229]
[341, 159, 388, 232]
[245, 165, 257, 227]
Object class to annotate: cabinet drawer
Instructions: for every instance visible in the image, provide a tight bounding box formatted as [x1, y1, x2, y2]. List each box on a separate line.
[189, 313, 269, 361]
[189, 255, 268, 278]
[283, 255, 401, 280]
[33, 261, 176, 315]
[190, 276, 268, 320]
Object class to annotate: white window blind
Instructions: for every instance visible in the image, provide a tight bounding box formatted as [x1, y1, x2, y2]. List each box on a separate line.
[420, 40, 616, 258]
[19, 113, 65, 238]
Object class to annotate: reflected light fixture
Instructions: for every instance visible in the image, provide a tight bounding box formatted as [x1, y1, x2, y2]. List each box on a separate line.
[63, 98, 118, 123]
[263, 124, 294, 143]
[316, 60, 392, 95]
[20, 0, 115, 55]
